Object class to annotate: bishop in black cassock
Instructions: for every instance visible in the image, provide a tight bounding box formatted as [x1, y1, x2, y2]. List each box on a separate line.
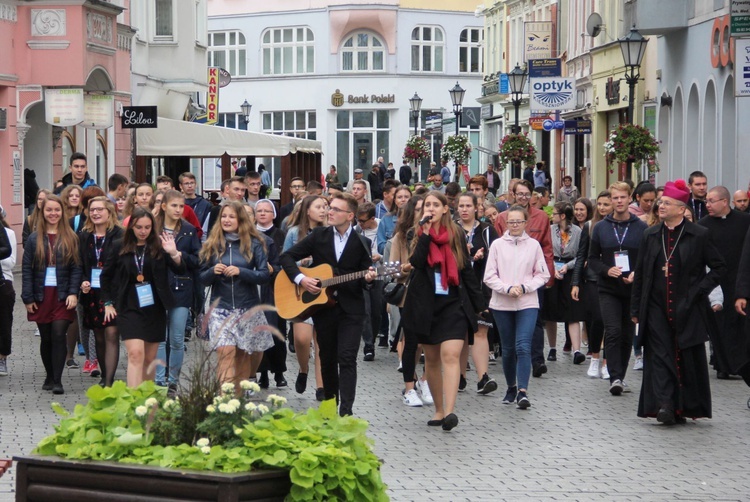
[631, 180, 726, 425]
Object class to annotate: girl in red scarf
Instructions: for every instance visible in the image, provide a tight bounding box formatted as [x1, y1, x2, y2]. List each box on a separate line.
[401, 192, 487, 431]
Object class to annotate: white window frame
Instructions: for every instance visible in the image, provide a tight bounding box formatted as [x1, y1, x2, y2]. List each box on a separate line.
[195, 0, 207, 46]
[151, 0, 175, 42]
[410, 25, 444, 73]
[459, 27, 484, 74]
[208, 31, 247, 77]
[340, 31, 386, 73]
[261, 26, 315, 76]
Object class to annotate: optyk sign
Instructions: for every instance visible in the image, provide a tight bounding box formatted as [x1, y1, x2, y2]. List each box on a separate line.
[529, 77, 576, 111]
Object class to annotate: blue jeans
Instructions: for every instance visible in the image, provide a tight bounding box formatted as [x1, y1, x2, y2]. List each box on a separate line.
[156, 307, 190, 386]
[492, 308, 538, 391]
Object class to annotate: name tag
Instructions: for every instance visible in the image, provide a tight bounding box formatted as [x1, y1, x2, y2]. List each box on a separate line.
[554, 261, 565, 271]
[435, 272, 449, 295]
[44, 267, 57, 287]
[614, 251, 630, 273]
[91, 268, 102, 289]
[136, 282, 155, 308]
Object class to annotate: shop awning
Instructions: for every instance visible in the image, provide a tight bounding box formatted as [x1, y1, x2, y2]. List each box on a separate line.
[136, 117, 322, 157]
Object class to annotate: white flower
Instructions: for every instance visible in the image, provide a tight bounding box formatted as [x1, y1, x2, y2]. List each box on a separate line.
[163, 399, 175, 410]
[244, 402, 257, 411]
[227, 399, 240, 412]
[144, 397, 158, 408]
[200, 446, 211, 454]
[135, 406, 148, 417]
[221, 382, 235, 394]
[266, 394, 287, 406]
[218, 403, 233, 414]
[196, 438, 210, 447]
[234, 428, 243, 435]
[239, 380, 253, 390]
[213, 396, 223, 406]
[257, 404, 269, 414]
[206, 405, 216, 413]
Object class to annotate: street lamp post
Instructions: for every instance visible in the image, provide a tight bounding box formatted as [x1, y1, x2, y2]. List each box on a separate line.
[409, 92, 422, 137]
[449, 82, 465, 137]
[618, 27, 649, 124]
[507, 63, 528, 178]
[240, 99, 252, 127]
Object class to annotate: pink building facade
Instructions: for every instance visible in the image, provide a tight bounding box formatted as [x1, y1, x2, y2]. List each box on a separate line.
[0, 0, 133, 249]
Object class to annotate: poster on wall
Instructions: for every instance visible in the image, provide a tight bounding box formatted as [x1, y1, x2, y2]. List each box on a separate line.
[82, 94, 114, 129]
[524, 22, 552, 61]
[44, 88, 84, 126]
[529, 77, 576, 111]
[735, 38, 750, 96]
[13, 151, 21, 204]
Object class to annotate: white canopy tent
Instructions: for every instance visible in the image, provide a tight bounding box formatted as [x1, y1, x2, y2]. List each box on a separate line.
[136, 117, 322, 157]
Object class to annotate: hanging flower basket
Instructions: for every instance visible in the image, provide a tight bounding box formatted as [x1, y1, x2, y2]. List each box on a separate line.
[498, 133, 537, 171]
[440, 134, 472, 166]
[604, 124, 661, 174]
[403, 135, 430, 164]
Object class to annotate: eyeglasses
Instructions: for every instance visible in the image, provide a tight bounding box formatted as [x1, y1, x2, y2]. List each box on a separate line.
[357, 217, 372, 225]
[181, 181, 196, 187]
[290, 184, 305, 189]
[705, 198, 726, 205]
[328, 207, 351, 214]
[89, 207, 107, 213]
[507, 220, 526, 226]
[514, 193, 531, 199]
[255, 209, 274, 214]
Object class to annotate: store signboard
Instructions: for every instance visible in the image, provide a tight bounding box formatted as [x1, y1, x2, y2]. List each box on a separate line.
[735, 38, 750, 96]
[524, 22, 552, 61]
[529, 77, 576, 111]
[528, 59, 561, 78]
[207, 67, 220, 124]
[45, 88, 84, 126]
[82, 94, 113, 129]
[731, 0, 750, 35]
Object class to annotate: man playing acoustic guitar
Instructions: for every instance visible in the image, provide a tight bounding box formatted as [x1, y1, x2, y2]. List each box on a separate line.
[280, 192, 377, 417]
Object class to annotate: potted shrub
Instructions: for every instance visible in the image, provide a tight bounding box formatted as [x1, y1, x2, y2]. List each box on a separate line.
[17, 337, 388, 501]
[498, 133, 537, 172]
[604, 123, 661, 174]
[403, 135, 430, 166]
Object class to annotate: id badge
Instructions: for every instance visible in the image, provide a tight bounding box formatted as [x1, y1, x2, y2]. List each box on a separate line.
[44, 267, 57, 287]
[434, 272, 449, 295]
[554, 261, 565, 271]
[614, 251, 630, 273]
[91, 268, 102, 289]
[135, 282, 155, 308]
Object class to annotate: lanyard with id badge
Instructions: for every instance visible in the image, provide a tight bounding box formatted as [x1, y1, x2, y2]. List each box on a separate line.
[134, 247, 155, 308]
[44, 238, 56, 287]
[612, 222, 631, 273]
[91, 236, 105, 289]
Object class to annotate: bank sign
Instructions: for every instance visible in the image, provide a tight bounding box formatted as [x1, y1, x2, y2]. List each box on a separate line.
[529, 77, 576, 111]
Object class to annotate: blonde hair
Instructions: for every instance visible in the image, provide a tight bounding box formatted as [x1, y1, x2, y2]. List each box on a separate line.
[82, 196, 120, 233]
[609, 181, 632, 196]
[200, 201, 266, 264]
[34, 195, 80, 267]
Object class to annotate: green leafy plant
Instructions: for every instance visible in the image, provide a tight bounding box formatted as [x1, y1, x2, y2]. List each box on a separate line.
[440, 134, 472, 166]
[604, 123, 661, 174]
[499, 133, 537, 170]
[36, 383, 388, 501]
[403, 135, 430, 164]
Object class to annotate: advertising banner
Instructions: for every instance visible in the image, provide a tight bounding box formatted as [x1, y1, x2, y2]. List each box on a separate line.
[82, 94, 114, 129]
[529, 77, 576, 111]
[45, 89, 84, 126]
[207, 67, 220, 125]
[524, 22, 552, 61]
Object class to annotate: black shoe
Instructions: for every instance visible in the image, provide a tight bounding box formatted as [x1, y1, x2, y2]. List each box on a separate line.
[657, 405, 676, 425]
[427, 418, 444, 427]
[419, 354, 425, 364]
[547, 349, 557, 361]
[295, 373, 307, 394]
[573, 351, 586, 365]
[458, 375, 467, 392]
[167, 383, 178, 398]
[442, 413, 458, 431]
[378, 336, 389, 347]
[259, 372, 270, 389]
[502, 386, 518, 404]
[477, 373, 498, 395]
[516, 391, 530, 410]
[42, 377, 53, 391]
[315, 387, 325, 401]
[562, 342, 572, 353]
[532, 363, 547, 378]
[288, 337, 295, 354]
[184, 330, 192, 342]
[275, 375, 288, 388]
[98, 378, 106, 387]
[363, 346, 375, 362]
[52, 383, 64, 395]
[717, 371, 730, 380]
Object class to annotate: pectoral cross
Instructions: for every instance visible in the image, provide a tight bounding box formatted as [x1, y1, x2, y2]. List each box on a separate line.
[662, 263, 668, 277]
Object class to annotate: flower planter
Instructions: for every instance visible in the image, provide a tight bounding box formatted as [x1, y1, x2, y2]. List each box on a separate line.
[14, 455, 291, 502]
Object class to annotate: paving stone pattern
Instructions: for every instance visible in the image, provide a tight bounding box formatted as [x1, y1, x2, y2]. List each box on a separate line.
[2, 277, 750, 501]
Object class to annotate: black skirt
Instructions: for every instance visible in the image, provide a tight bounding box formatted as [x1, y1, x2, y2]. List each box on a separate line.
[416, 288, 472, 345]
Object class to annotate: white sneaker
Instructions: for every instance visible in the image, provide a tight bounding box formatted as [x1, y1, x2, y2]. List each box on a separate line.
[622, 380, 632, 393]
[587, 358, 600, 378]
[34, 328, 40, 337]
[600, 365, 610, 380]
[633, 357, 643, 370]
[402, 389, 423, 407]
[416, 378, 434, 405]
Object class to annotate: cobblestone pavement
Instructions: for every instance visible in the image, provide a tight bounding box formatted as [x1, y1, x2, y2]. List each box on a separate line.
[2, 284, 750, 501]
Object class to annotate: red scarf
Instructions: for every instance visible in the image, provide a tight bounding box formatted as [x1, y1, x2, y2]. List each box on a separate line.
[423, 225, 459, 290]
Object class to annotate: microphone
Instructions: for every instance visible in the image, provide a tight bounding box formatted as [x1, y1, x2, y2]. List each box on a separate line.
[418, 214, 432, 226]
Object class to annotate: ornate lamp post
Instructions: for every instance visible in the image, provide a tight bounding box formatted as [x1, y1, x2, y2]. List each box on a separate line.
[507, 63, 528, 178]
[449, 82, 465, 136]
[240, 99, 251, 127]
[409, 92, 422, 137]
[618, 27, 649, 124]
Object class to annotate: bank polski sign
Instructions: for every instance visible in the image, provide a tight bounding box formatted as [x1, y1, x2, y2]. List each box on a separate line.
[529, 77, 576, 111]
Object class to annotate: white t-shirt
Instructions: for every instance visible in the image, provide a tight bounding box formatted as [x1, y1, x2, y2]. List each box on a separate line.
[1, 227, 17, 283]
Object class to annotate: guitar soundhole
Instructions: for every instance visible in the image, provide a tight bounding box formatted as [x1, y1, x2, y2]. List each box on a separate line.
[301, 291, 320, 304]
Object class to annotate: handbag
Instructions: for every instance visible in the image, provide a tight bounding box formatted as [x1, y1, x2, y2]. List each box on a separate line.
[195, 286, 212, 341]
[383, 281, 405, 305]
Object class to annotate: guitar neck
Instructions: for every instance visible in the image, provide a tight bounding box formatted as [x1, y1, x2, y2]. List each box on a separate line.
[320, 270, 367, 288]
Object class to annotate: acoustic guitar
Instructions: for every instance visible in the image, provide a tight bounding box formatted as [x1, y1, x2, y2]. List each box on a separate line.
[274, 262, 401, 321]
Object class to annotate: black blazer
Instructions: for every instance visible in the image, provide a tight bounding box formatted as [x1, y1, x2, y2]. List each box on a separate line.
[280, 225, 373, 315]
[402, 230, 487, 336]
[78, 226, 124, 283]
[631, 221, 726, 349]
[100, 239, 186, 311]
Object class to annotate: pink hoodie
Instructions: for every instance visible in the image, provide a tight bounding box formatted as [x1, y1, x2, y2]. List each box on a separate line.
[483, 231, 550, 311]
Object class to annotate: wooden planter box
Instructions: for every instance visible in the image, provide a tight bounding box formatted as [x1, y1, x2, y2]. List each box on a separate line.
[13, 455, 291, 502]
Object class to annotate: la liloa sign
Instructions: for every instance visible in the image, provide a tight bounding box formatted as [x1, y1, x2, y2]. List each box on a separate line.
[529, 77, 576, 111]
[121, 106, 158, 129]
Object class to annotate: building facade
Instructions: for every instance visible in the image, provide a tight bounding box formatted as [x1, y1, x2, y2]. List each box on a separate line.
[0, 0, 133, 250]
[206, 0, 484, 187]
